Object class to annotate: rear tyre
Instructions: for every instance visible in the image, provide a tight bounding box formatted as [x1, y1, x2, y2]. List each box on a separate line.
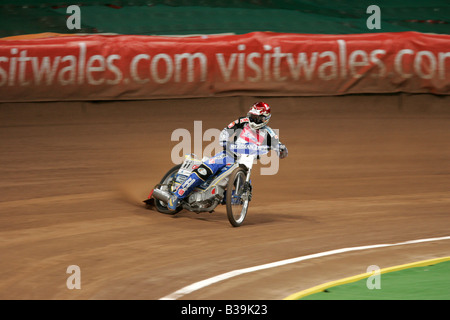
[226, 167, 250, 227]
[154, 164, 183, 215]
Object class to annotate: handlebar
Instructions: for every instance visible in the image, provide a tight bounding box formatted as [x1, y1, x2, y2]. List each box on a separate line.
[223, 142, 279, 157]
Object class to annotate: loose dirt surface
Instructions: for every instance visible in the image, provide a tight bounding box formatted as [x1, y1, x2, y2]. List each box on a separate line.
[0, 95, 449, 300]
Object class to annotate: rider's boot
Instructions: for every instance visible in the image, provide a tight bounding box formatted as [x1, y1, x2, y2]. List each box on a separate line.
[167, 194, 180, 211]
[167, 164, 214, 210]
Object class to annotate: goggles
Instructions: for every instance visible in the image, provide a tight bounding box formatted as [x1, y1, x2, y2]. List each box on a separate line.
[248, 113, 265, 124]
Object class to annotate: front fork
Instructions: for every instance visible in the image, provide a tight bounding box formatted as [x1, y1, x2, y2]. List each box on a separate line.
[225, 168, 253, 205]
[241, 168, 253, 202]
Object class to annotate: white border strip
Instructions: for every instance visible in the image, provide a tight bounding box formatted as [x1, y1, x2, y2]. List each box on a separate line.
[160, 235, 450, 300]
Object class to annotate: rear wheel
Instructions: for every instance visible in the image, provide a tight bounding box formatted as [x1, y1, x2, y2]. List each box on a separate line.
[226, 167, 250, 227]
[154, 164, 182, 215]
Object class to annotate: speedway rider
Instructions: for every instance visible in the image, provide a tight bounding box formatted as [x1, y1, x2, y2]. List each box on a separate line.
[167, 101, 288, 210]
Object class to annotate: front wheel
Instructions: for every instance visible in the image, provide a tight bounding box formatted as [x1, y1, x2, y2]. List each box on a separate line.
[226, 167, 250, 227]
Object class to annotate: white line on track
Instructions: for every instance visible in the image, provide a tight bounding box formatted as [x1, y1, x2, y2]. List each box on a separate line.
[160, 235, 450, 300]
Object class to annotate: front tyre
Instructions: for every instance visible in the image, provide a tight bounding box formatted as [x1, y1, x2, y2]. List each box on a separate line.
[226, 167, 250, 227]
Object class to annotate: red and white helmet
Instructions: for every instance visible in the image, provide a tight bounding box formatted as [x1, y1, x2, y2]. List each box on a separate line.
[248, 102, 271, 130]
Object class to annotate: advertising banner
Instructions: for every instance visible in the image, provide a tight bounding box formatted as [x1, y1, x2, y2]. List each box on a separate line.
[0, 32, 449, 102]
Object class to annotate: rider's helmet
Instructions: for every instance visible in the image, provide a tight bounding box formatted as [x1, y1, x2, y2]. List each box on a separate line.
[247, 102, 271, 130]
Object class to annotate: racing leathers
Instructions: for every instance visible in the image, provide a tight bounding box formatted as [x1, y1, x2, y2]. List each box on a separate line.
[167, 117, 288, 210]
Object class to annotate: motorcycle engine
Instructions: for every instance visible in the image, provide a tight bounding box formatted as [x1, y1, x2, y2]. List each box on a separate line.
[188, 186, 224, 210]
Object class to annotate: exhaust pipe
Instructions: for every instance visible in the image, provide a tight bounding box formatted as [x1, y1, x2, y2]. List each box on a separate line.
[152, 188, 171, 203]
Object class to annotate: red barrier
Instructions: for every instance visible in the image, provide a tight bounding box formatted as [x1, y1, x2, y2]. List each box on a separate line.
[0, 32, 449, 101]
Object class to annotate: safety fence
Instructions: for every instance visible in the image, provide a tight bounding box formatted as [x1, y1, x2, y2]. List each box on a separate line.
[0, 31, 449, 102]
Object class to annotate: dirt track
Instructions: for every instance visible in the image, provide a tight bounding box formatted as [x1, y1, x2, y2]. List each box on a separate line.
[0, 95, 449, 300]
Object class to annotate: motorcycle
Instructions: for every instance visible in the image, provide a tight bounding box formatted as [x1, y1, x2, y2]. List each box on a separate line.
[143, 146, 269, 227]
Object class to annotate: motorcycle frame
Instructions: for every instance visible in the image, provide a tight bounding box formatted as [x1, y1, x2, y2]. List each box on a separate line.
[180, 154, 255, 213]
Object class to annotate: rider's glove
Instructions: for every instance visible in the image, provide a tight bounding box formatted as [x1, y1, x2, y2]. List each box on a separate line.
[278, 144, 288, 159]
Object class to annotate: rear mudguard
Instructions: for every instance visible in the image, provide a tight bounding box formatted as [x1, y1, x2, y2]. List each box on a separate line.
[143, 198, 154, 206]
